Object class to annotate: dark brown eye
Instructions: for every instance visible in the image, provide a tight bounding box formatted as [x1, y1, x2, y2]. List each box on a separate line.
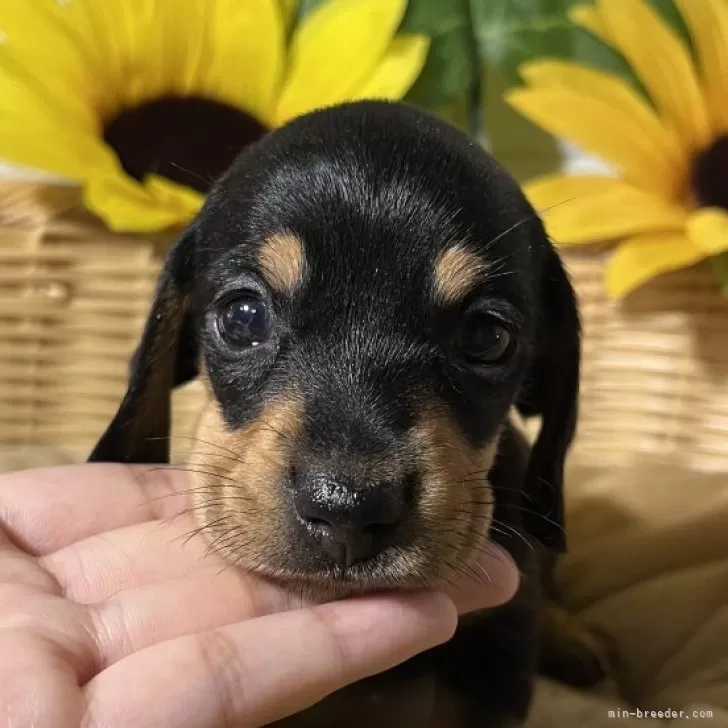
[459, 315, 513, 364]
[217, 295, 272, 348]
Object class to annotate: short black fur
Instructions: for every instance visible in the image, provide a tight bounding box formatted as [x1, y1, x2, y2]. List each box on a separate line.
[90, 101, 587, 727]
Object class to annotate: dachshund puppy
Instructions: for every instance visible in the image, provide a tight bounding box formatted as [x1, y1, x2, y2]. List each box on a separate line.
[90, 101, 605, 727]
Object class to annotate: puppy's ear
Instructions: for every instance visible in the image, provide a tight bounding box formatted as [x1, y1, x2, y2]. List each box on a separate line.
[88, 228, 198, 464]
[516, 244, 580, 552]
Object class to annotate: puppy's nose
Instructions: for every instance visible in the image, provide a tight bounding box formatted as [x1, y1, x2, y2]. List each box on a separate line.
[293, 470, 407, 568]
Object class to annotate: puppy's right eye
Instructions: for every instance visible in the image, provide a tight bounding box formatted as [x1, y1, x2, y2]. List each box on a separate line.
[217, 295, 273, 348]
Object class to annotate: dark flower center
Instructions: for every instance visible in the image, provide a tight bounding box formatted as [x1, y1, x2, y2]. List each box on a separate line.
[103, 96, 268, 193]
[692, 134, 728, 210]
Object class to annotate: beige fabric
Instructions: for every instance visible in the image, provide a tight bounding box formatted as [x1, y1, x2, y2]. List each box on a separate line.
[556, 460, 728, 718]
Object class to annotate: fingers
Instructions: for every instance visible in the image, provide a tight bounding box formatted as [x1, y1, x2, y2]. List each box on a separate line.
[65, 538, 517, 670]
[0, 586, 98, 683]
[39, 515, 226, 603]
[0, 629, 86, 728]
[0, 465, 188, 556]
[444, 542, 521, 614]
[83, 592, 457, 728]
[88, 568, 307, 670]
[0, 526, 61, 594]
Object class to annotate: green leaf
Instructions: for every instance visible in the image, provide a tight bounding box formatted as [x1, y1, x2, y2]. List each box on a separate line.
[404, 25, 475, 109]
[469, 0, 578, 83]
[469, 0, 693, 89]
[401, 0, 478, 111]
[469, 0, 653, 92]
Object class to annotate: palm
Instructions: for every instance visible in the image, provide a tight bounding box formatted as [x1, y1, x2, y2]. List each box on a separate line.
[0, 464, 517, 727]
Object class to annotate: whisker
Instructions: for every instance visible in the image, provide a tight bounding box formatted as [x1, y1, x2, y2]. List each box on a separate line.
[173, 514, 234, 549]
[146, 434, 247, 464]
[144, 485, 247, 505]
[169, 160, 215, 187]
[202, 525, 248, 558]
[537, 197, 578, 218]
[144, 465, 243, 486]
[507, 504, 564, 533]
[483, 213, 537, 251]
[490, 519, 535, 553]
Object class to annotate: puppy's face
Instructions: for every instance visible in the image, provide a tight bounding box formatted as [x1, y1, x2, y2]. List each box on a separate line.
[91, 102, 579, 598]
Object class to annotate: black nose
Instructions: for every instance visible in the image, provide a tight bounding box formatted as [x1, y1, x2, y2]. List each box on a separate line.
[292, 470, 408, 568]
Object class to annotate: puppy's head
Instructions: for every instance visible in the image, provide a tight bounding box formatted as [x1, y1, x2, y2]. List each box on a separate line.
[90, 101, 579, 597]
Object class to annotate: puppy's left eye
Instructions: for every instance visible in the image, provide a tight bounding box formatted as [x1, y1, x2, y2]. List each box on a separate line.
[458, 314, 513, 364]
[217, 295, 273, 348]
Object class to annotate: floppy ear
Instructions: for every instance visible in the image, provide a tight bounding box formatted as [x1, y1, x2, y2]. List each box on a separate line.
[516, 244, 581, 552]
[88, 229, 198, 464]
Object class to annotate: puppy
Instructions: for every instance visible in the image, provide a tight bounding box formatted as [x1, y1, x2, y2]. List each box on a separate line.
[89, 101, 605, 727]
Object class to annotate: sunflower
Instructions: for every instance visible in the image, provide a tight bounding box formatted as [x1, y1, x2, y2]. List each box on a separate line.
[0, 0, 428, 233]
[505, 0, 728, 298]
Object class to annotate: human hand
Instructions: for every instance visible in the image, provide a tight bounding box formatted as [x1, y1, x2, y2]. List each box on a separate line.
[0, 463, 519, 728]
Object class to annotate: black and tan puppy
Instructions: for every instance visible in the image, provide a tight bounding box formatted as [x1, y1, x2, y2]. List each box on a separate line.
[90, 101, 605, 727]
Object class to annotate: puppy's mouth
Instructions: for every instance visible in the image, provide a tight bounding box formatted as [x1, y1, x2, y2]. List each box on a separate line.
[187, 400, 500, 601]
[202, 499, 495, 603]
[247, 550, 444, 603]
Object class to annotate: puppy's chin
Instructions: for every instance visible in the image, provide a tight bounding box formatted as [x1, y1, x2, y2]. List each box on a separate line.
[249, 566, 431, 603]
[212, 515, 495, 603]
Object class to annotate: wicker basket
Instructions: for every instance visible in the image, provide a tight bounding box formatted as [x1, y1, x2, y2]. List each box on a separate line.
[2, 181, 728, 471]
[563, 250, 728, 473]
[0, 181, 206, 457]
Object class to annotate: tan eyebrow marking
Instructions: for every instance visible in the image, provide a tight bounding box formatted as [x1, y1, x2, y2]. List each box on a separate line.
[257, 232, 306, 295]
[432, 245, 489, 305]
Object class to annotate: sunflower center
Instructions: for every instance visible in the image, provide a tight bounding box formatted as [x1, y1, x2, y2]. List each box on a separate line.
[692, 134, 728, 211]
[103, 96, 268, 193]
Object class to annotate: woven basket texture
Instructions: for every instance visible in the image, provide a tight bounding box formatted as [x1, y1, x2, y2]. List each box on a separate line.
[2, 181, 728, 471]
[563, 250, 728, 473]
[0, 182, 205, 457]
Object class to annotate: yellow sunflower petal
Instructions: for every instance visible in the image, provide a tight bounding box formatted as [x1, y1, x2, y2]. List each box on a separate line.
[0, 48, 97, 132]
[686, 208, 728, 255]
[0, 2, 91, 93]
[525, 174, 686, 245]
[568, 4, 612, 44]
[355, 35, 429, 101]
[74, 0, 128, 95]
[674, 0, 728, 134]
[274, 0, 408, 125]
[520, 60, 685, 172]
[85, 171, 199, 233]
[605, 231, 705, 298]
[121, 1, 209, 106]
[202, 0, 285, 122]
[39, 0, 126, 117]
[596, 0, 711, 151]
[505, 87, 678, 197]
[0, 121, 111, 180]
[145, 175, 206, 217]
[174, 0, 214, 95]
[109, 1, 159, 107]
